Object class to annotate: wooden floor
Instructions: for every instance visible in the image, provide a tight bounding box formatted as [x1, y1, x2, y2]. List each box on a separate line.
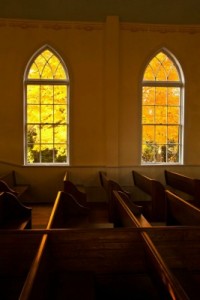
[31, 202, 109, 229]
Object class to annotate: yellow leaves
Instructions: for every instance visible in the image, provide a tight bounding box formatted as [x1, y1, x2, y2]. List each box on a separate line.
[28, 49, 67, 80]
[143, 51, 180, 81]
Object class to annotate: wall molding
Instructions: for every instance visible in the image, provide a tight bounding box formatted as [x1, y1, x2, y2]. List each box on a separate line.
[1, 18, 200, 34]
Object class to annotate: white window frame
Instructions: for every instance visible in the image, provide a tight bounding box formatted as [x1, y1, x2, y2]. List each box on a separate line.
[23, 45, 70, 166]
[141, 48, 184, 165]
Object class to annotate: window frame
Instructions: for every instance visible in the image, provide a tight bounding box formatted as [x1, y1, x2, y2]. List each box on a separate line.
[141, 48, 185, 165]
[23, 45, 70, 166]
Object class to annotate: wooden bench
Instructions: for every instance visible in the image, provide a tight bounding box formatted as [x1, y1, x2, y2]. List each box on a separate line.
[99, 171, 141, 223]
[113, 190, 151, 228]
[132, 170, 166, 222]
[165, 189, 200, 226]
[0, 230, 44, 300]
[63, 171, 87, 207]
[164, 169, 200, 207]
[0, 170, 30, 201]
[19, 228, 189, 300]
[148, 227, 200, 300]
[47, 191, 89, 229]
[0, 192, 32, 229]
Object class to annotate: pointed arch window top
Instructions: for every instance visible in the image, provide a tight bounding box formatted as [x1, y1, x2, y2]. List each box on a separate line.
[28, 49, 67, 80]
[143, 51, 180, 82]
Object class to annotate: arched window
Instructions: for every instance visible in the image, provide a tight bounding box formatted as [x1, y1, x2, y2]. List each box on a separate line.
[141, 49, 184, 164]
[24, 46, 69, 165]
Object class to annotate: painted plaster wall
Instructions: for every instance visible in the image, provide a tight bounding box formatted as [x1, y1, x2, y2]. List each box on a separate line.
[1, 17, 200, 202]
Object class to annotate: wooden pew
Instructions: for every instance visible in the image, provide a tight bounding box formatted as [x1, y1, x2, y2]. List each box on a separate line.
[0, 230, 44, 300]
[164, 169, 200, 207]
[113, 190, 151, 228]
[63, 171, 87, 207]
[0, 170, 30, 201]
[99, 171, 142, 223]
[148, 227, 200, 300]
[112, 190, 200, 299]
[132, 170, 166, 222]
[0, 192, 32, 229]
[47, 191, 89, 229]
[19, 228, 189, 300]
[165, 190, 200, 226]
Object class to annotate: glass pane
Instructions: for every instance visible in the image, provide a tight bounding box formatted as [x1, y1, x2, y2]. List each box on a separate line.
[32, 55, 46, 79]
[27, 124, 40, 144]
[41, 86, 53, 104]
[142, 106, 154, 124]
[27, 85, 40, 104]
[41, 125, 53, 143]
[142, 87, 155, 105]
[142, 143, 156, 162]
[142, 125, 154, 143]
[155, 126, 167, 144]
[167, 144, 179, 163]
[168, 87, 180, 105]
[155, 106, 167, 124]
[28, 62, 40, 79]
[155, 144, 167, 162]
[27, 105, 40, 123]
[41, 145, 53, 162]
[168, 126, 179, 143]
[168, 107, 179, 124]
[54, 86, 67, 104]
[55, 63, 67, 79]
[155, 87, 167, 105]
[54, 125, 67, 143]
[27, 145, 40, 163]
[143, 65, 155, 80]
[54, 105, 67, 123]
[41, 105, 53, 123]
[55, 144, 67, 162]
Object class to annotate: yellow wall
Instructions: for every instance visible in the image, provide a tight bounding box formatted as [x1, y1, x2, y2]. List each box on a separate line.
[1, 16, 200, 202]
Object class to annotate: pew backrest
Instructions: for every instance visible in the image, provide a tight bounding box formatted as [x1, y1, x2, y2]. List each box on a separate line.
[165, 190, 200, 225]
[63, 171, 87, 207]
[0, 191, 32, 229]
[132, 170, 165, 221]
[0, 170, 29, 199]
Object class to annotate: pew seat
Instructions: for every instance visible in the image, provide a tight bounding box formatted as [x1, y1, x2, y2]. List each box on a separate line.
[0, 192, 32, 229]
[0, 170, 30, 201]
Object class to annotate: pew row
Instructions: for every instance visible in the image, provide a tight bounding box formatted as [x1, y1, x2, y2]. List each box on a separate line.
[63, 171, 87, 207]
[47, 190, 112, 229]
[0, 170, 30, 201]
[0, 231, 44, 300]
[165, 190, 200, 225]
[0, 192, 32, 229]
[99, 171, 142, 223]
[164, 169, 200, 207]
[132, 170, 166, 222]
[18, 228, 189, 300]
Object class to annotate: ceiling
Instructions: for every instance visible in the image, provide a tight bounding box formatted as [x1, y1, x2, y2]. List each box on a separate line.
[0, 0, 200, 24]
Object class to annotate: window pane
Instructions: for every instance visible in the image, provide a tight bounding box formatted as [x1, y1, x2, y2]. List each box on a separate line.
[41, 125, 53, 143]
[41, 145, 53, 162]
[41, 105, 53, 123]
[155, 126, 167, 144]
[27, 124, 40, 144]
[27, 105, 40, 123]
[27, 85, 40, 104]
[155, 87, 167, 105]
[142, 125, 155, 143]
[55, 144, 67, 162]
[41, 86, 53, 104]
[54, 106, 67, 123]
[168, 126, 179, 143]
[168, 107, 179, 124]
[155, 106, 167, 124]
[54, 86, 67, 104]
[142, 106, 154, 124]
[54, 125, 67, 143]
[168, 87, 180, 105]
